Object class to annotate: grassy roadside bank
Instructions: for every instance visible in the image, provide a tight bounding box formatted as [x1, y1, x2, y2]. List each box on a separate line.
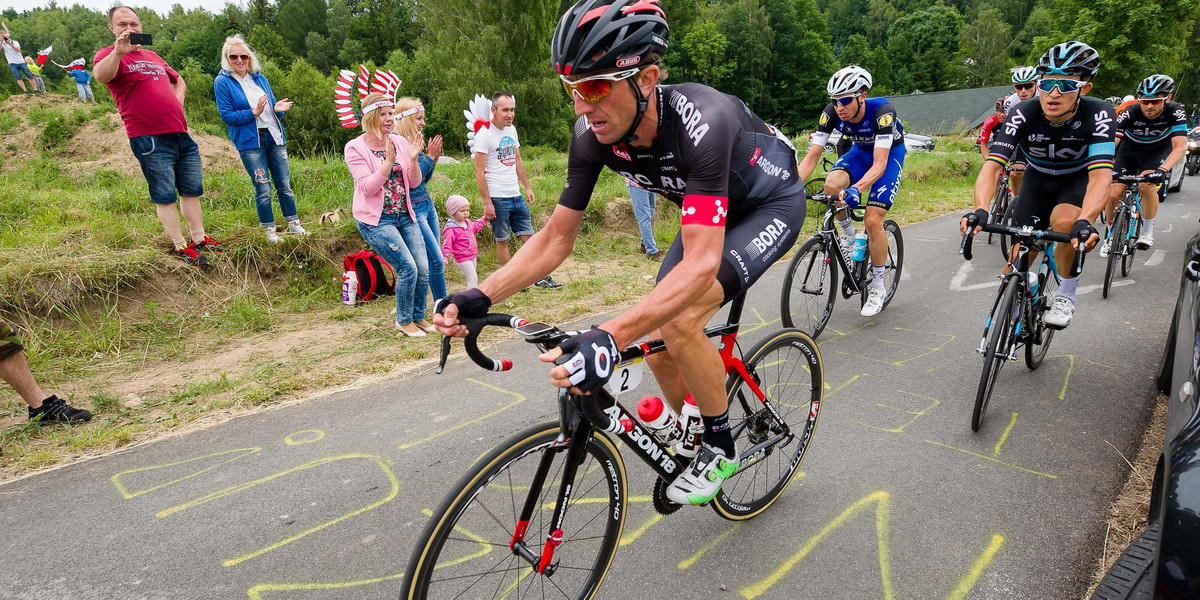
[0, 99, 981, 476]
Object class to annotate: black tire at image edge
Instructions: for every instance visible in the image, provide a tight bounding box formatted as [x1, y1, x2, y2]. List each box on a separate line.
[1090, 522, 1158, 600]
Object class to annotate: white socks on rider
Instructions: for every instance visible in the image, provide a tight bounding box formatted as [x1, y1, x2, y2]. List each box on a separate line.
[838, 217, 855, 237]
[1058, 276, 1079, 302]
[1142, 218, 1154, 237]
[871, 265, 886, 291]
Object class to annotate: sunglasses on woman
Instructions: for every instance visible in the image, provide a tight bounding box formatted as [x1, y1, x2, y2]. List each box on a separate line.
[228, 54, 249, 61]
[1037, 78, 1084, 94]
[1139, 97, 1165, 105]
[560, 67, 642, 103]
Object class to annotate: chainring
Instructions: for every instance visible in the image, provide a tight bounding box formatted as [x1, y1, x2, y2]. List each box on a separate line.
[652, 477, 682, 516]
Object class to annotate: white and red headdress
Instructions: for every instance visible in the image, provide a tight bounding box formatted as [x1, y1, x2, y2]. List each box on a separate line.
[463, 94, 491, 152]
[334, 65, 401, 128]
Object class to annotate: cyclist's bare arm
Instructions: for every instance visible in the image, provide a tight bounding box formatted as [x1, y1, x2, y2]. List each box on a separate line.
[964, 160, 1003, 235]
[1075, 169, 1114, 248]
[797, 143, 825, 181]
[1163, 135, 1187, 172]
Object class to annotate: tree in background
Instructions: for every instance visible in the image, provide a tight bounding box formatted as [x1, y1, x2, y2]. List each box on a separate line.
[248, 24, 296, 69]
[888, 4, 965, 92]
[959, 5, 1014, 88]
[678, 22, 733, 88]
[277, 0, 328, 57]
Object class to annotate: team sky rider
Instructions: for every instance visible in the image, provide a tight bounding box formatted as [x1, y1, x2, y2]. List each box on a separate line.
[434, 0, 807, 506]
[1002, 66, 1039, 197]
[1101, 74, 1187, 255]
[963, 41, 1114, 329]
[977, 97, 1008, 159]
[798, 66, 904, 318]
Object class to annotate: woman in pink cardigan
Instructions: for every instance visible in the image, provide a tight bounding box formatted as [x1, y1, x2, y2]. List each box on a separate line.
[344, 92, 432, 337]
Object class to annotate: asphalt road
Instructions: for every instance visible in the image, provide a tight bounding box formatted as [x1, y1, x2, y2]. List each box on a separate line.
[3, 184, 1195, 600]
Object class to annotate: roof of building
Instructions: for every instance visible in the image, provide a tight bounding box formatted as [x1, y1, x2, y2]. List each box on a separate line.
[885, 85, 1013, 135]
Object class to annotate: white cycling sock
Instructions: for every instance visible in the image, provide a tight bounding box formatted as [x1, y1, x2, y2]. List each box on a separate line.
[871, 265, 886, 291]
[838, 217, 855, 237]
[1142, 218, 1154, 236]
[1058, 276, 1079, 302]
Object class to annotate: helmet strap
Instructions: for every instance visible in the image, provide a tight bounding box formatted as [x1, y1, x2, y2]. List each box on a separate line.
[619, 76, 651, 145]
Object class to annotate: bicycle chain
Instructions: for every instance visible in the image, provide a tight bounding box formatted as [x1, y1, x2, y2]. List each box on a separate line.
[652, 477, 681, 516]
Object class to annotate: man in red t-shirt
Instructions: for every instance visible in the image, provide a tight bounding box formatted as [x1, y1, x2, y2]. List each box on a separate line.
[94, 6, 220, 267]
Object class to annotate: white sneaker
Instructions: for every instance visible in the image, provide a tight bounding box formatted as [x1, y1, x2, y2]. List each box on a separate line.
[665, 443, 739, 505]
[287, 220, 311, 236]
[264, 227, 283, 243]
[861, 288, 886, 317]
[1135, 233, 1153, 250]
[1098, 239, 1111, 257]
[1044, 295, 1075, 329]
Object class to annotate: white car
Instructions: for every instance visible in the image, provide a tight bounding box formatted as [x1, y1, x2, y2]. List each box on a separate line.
[807, 130, 936, 153]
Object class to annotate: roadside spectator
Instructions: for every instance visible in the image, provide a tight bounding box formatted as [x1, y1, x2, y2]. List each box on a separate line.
[393, 97, 446, 304]
[66, 59, 95, 103]
[24, 57, 46, 94]
[625, 180, 663, 260]
[473, 92, 561, 288]
[214, 35, 308, 243]
[0, 320, 91, 430]
[441, 194, 489, 289]
[344, 92, 434, 338]
[2, 32, 35, 96]
[94, 6, 221, 267]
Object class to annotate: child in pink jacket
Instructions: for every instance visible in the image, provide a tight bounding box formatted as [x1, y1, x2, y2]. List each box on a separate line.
[441, 195, 489, 289]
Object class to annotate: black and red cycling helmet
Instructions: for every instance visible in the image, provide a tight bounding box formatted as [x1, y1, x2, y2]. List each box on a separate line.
[552, 0, 669, 77]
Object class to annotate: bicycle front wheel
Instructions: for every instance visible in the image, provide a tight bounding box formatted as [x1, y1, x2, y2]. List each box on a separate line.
[404, 422, 627, 600]
[1103, 208, 1127, 299]
[998, 200, 1017, 261]
[1025, 255, 1059, 370]
[1122, 214, 1141, 277]
[974, 280, 1017, 432]
[714, 329, 823, 520]
[859, 220, 904, 310]
[781, 236, 838, 338]
[986, 185, 1007, 245]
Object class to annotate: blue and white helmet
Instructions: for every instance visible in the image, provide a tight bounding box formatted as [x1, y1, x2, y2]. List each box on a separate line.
[1011, 66, 1037, 83]
[1137, 74, 1174, 98]
[827, 65, 872, 97]
[1037, 41, 1100, 80]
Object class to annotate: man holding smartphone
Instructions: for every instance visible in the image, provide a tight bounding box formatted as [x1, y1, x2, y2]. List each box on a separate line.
[94, 6, 221, 267]
[2, 29, 36, 96]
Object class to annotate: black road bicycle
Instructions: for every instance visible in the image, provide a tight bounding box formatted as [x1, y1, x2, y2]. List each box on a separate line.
[780, 192, 903, 338]
[960, 222, 1084, 432]
[1102, 173, 1148, 299]
[403, 293, 823, 599]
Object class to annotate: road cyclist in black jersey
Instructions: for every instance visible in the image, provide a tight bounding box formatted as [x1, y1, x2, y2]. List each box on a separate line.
[1101, 74, 1188, 255]
[434, 0, 807, 507]
[1003, 66, 1040, 197]
[962, 40, 1115, 330]
[797, 65, 905, 317]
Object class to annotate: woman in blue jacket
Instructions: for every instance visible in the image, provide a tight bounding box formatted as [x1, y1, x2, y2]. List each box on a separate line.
[214, 36, 308, 242]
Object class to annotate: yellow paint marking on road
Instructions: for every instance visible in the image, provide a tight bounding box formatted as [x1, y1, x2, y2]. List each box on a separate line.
[400, 378, 525, 449]
[738, 308, 781, 335]
[944, 534, 1005, 600]
[925, 440, 1058, 479]
[824, 373, 866, 397]
[816, 322, 875, 347]
[926, 354, 967, 374]
[619, 512, 664, 546]
[283, 430, 325, 445]
[499, 567, 536, 599]
[111, 447, 262, 499]
[993, 413, 1018, 457]
[1048, 355, 1076, 400]
[678, 522, 743, 570]
[849, 390, 940, 433]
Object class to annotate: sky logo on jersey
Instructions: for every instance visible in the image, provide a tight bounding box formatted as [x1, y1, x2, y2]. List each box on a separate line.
[1026, 144, 1085, 161]
[877, 113, 894, 128]
[1093, 111, 1112, 137]
[744, 218, 790, 260]
[1004, 108, 1026, 136]
[669, 90, 711, 147]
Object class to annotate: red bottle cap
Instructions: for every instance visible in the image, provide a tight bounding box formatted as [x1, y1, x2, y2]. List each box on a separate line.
[637, 396, 664, 421]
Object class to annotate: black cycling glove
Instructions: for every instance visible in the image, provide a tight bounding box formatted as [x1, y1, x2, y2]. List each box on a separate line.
[964, 208, 989, 231]
[1144, 169, 1168, 184]
[436, 288, 492, 319]
[555, 327, 620, 394]
[1070, 219, 1097, 245]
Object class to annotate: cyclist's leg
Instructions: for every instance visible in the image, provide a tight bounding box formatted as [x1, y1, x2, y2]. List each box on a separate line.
[825, 145, 868, 235]
[1010, 169, 1061, 270]
[1009, 151, 1027, 196]
[1045, 174, 1087, 327]
[1137, 145, 1171, 239]
[864, 146, 904, 272]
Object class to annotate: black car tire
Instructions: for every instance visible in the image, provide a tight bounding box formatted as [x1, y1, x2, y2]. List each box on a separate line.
[1090, 521, 1159, 600]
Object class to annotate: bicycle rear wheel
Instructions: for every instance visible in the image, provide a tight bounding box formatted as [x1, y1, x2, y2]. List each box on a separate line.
[1103, 208, 1127, 299]
[974, 280, 1017, 432]
[781, 237, 838, 338]
[1025, 255, 1059, 370]
[859, 220, 904, 310]
[986, 185, 1008, 245]
[998, 200, 1017, 261]
[714, 329, 823, 520]
[403, 422, 626, 600]
[1122, 213, 1141, 277]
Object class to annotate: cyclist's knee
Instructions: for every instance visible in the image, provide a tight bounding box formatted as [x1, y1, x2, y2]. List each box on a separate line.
[824, 172, 850, 193]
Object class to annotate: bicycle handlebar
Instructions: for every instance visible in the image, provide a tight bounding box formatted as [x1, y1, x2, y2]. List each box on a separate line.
[1113, 173, 1157, 185]
[807, 192, 865, 221]
[960, 222, 1085, 277]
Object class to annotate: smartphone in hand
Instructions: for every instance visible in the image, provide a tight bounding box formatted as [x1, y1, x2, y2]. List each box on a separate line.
[128, 33, 152, 46]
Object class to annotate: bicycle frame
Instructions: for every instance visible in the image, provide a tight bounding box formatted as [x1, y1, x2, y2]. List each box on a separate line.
[978, 239, 1057, 357]
[1107, 182, 1144, 251]
[813, 195, 867, 294]
[507, 293, 788, 574]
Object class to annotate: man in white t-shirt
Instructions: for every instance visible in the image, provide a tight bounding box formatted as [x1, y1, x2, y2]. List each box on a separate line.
[473, 92, 560, 288]
[2, 32, 36, 96]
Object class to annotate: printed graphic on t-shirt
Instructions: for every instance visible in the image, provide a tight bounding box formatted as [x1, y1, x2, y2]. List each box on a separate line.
[497, 136, 517, 167]
[126, 60, 167, 80]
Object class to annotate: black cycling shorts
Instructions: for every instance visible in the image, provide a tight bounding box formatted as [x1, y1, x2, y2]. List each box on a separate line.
[1113, 143, 1171, 176]
[657, 194, 806, 303]
[1011, 168, 1087, 228]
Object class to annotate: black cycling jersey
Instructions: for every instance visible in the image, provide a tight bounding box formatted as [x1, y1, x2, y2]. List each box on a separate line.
[1115, 101, 1188, 146]
[811, 97, 904, 150]
[987, 96, 1116, 176]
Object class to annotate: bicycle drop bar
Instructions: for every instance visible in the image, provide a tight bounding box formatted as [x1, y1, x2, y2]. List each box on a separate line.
[807, 192, 865, 221]
[434, 313, 528, 374]
[960, 223, 1086, 276]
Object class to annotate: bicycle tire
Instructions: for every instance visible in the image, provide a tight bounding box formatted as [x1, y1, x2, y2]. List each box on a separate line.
[986, 185, 1007, 245]
[1103, 208, 1126, 299]
[780, 236, 838, 338]
[998, 200, 1017, 262]
[403, 422, 626, 600]
[1122, 213, 1140, 278]
[714, 329, 823, 520]
[974, 280, 1017, 432]
[858, 220, 904, 310]
[1025, 254, 1059, 370]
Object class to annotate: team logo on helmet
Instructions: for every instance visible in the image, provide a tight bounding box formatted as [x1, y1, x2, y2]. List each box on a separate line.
[616, 56, 641, 68]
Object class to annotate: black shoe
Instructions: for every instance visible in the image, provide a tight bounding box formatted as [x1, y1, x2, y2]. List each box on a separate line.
[534, 275, 562, 289]
[194, 236, 224, 253]
[639, 242, 647, 254]
[28, 395, 92, 425]
[172, 243, 209, 267]
[647, 250, 664, 261]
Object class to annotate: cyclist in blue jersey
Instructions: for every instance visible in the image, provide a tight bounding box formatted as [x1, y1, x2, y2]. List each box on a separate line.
[435, 0, 807, 506]
[1100, 74, 1187, 254]
[798, 65, 904, 317]
[963, 41, 1113, 329]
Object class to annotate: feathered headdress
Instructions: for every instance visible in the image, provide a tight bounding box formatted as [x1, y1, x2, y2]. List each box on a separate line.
[334, 65, 401, 128]
[463, 94, 491, 151]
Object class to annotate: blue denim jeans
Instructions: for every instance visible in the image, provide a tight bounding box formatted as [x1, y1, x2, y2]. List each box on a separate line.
[411, 196, 447, 300]
[129, 133, 205, 204]
[356, 212, 429, 325]
[489, 196, 534, 241]
[626, 184, 658, 254]
[238, 131, 298, 226]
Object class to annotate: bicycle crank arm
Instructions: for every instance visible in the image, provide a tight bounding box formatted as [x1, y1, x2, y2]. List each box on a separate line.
[734, 433, 795, 473]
